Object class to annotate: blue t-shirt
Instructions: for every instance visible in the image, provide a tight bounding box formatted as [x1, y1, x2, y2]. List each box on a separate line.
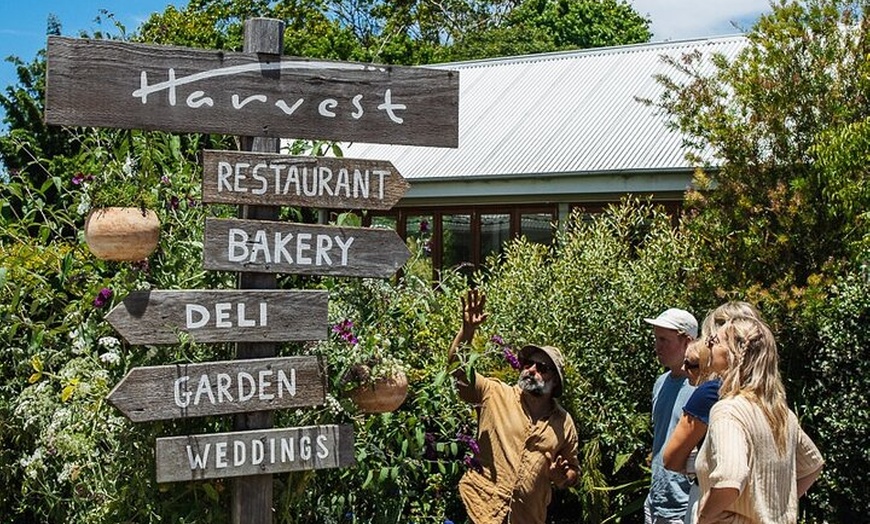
[683, 379, 721, 425]
[646, 371, 695, 519]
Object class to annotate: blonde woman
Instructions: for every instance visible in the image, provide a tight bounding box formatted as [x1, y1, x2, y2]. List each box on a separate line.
[695, 317, 824, 524]
[663, 301, 763, 524]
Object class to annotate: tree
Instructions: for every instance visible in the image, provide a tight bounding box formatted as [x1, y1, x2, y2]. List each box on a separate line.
[646, 1, 870, 519]
[647, 0, 870, 295]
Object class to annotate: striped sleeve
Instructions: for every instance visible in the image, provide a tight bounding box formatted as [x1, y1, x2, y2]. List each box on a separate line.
[705, 400, 750, 492]
[794, 417, 824, 479]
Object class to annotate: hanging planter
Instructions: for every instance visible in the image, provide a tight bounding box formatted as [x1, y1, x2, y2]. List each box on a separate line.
[348, 370, 409, 414]
[84, 207, 160, 261]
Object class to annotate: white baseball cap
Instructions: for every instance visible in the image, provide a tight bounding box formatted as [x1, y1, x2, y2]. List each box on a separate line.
[644, 308, 698, 339]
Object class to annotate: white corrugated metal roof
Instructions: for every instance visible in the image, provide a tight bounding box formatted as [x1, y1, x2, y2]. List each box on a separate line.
[339, 35, 748, 181]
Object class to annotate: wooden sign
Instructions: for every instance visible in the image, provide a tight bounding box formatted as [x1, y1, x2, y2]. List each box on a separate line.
[105, 289, 327, 345]
[45, 36, 459, 147]
[107, 356, 326, 422]
[203, 218, 411, 278]
[201, 150, 409, 209]
[155, 424, 354, 482]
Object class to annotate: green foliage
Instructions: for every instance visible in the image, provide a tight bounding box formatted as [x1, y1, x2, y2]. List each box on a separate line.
[477, 199, 701, 521]
[787, 258, 870, 522]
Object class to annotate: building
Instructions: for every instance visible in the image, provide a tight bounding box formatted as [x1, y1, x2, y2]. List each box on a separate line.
[337, 35, 748, 278]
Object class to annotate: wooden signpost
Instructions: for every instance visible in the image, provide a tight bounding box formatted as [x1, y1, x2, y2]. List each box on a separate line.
[44, 16, 458, 524]
[105, 289, 328, 345]
[107, 356, 326, 422]
[203, 218, 411, 278]
[155, 424, 354, 482]
[45, 36, 458, 146]
[201, 150, 409, 209]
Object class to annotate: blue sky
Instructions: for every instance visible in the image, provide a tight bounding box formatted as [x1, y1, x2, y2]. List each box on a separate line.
[0, 0, 771, 125]
[0, 1, 183, 104]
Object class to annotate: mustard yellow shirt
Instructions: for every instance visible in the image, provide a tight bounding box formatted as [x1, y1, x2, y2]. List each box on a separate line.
[457, 373, 580, 524]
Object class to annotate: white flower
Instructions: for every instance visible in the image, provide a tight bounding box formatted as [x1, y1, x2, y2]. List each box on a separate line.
[99, 352, 121, 366]
[98, 336, 120, 350]
[122, 154, 136, 178]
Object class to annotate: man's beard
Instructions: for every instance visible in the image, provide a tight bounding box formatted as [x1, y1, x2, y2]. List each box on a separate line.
[517, 371, 553, 397]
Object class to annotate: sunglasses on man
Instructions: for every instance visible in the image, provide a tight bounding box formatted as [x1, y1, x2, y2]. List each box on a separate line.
[519, 358, 555, 375]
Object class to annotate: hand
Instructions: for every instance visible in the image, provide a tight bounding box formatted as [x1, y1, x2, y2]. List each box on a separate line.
[546, 451, 577, 488]
[460, 289, 488, 337]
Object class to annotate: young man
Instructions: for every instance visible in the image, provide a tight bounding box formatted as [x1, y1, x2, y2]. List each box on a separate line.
[643, 308, 699, 524]
[448, 289, 580, 524]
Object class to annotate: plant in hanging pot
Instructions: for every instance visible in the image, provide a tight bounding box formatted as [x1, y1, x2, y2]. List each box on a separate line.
[73, 133, 162, 262]
[329, 319, 409, 414]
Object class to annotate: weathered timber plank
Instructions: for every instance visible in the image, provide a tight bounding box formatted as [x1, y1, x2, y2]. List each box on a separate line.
[45, 36, 459, 147]
[107, 356, 327, 422]
[201, 150, 409, 209]
[203, 218, 411, 278]
[155, 424, 355, 482]
[105, 289, 328, 345]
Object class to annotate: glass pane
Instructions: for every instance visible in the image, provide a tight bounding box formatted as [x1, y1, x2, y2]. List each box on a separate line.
[521, 213, 554, 245]
[480, 213, 510, 263]
[371, 215, 397, 230]
[442, 214, 472, 271]
[405, 214, 433, 281]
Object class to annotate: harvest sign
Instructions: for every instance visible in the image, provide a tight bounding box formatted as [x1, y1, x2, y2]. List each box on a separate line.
[45, 37, 458, 146]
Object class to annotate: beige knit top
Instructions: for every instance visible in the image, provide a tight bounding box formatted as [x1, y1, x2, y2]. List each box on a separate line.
[695, 396, 824, 523]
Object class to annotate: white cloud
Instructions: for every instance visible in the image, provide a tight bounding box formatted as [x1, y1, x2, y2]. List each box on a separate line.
[629, 0, 773, 41]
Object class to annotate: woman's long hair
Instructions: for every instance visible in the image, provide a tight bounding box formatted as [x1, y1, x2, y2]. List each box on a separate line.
[717, 317, 790, 453]
[698, 301, 762, 382]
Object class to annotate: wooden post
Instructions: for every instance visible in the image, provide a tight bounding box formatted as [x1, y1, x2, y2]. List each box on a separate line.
[233, 17, 284, 524]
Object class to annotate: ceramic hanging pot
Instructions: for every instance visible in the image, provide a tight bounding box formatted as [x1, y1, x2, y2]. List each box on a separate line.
[348, 371, 409, 413]
[84, 207, 160, 261]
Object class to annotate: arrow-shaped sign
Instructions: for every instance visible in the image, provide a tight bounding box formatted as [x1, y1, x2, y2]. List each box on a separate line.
[203, 218, 411, 278]
[155, 424, 354, 482]
[107, 356, 326, 422]
[201, 150, 409, 209]
[105, 289, 328, 345]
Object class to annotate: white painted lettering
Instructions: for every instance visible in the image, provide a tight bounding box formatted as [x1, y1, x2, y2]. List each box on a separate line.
[194, 375, 216, 406]
[251, 164, 268, 195]
[215, 441, 228, 468]
[186, 444, 209, 469]
[252, 439, 264, 465]
[250, 230, 271, 263]
[238, 372, 256, 402]
[186, 304, 209, 329]
[318, 99, 337, 117]
[237, 303, 255, 328]
[174, 376, 192, 408]
[234, 440, 246, 466]
[214, 302, 231, 328]
[300, 436, 311, 460]
[233, 163, 249, 192]
[317, 434, 329, 459]
[335, 235, 354, 266]
[216, 373, 232, 402]
[217, 162, 233, 192]
[278, 369, 295, 397]
[228, 228, 249, 262]
[296, 233, 312, 265]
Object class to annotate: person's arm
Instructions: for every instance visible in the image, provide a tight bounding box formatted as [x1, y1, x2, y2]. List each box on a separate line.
[448, 289, 488, 381]
[697, 487, 739, 524]
[663, 413, 707, 473]
[797, 464, 823, 497]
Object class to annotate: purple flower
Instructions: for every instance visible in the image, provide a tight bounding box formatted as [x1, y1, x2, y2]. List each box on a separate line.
[503, 348, 521, 370]
[419, 219, 429, 233]
[456, 432, 481, 456]
[93, 287, 113, 308]
[490, 334, 505, 347]
[161, 175, 171, 185]
[463, 455, 483, 473]
[168, 196, 180, 210]
[332, 319, 359, 345]
[71, 172, 93, 186]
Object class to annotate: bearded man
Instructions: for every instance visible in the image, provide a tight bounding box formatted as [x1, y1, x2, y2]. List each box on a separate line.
[448, 289, 581, 524]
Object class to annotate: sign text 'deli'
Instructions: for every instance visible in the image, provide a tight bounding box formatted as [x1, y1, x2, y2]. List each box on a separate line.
[105, 289, 327, 345]
[107, 356, 326, 422]
[45, 37, 458, 147]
